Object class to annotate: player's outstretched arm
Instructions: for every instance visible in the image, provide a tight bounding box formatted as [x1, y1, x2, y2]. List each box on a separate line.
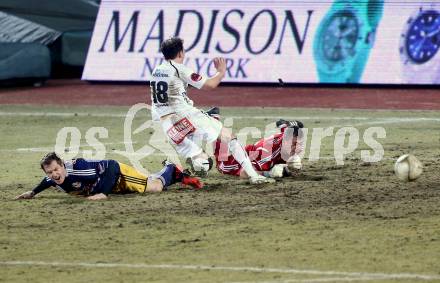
[14, 191, 36, 200]
[202, 57, 226, 90]
[14, 177, 52, 200]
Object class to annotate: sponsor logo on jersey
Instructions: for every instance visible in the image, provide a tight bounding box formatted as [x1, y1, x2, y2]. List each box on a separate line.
[167, 117, 196, 144]
[152, 70, 169, 77]
[72, 182, 82, 189]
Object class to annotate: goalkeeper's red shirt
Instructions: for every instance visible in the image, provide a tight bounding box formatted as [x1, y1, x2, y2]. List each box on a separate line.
[214, 129, 303, 176]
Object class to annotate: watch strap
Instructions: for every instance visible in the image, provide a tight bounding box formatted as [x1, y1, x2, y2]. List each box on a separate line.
[349, 46, 371, 83]
[367, 0, 384, 29]
[318, 69, 350, 83]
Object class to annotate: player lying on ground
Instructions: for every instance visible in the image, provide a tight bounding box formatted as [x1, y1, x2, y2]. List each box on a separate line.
[210, 109, 304, 178]
[150, 37, 274, 184]
[15, 152, 202, 201]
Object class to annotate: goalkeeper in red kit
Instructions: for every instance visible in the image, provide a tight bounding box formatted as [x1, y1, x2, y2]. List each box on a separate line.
[208, 107, 305, 178]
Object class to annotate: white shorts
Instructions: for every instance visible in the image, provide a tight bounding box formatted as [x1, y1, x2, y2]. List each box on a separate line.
[161, 110, 222, 158]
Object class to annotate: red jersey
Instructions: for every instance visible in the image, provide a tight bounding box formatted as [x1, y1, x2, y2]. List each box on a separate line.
[215, 130, 303, 176]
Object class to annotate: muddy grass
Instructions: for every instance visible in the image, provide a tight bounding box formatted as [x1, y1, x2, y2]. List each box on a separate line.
[1, 105, 440, 282]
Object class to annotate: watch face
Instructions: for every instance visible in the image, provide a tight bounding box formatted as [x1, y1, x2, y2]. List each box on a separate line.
[406, 10, 440, 64]
[321, 11, 359, 63]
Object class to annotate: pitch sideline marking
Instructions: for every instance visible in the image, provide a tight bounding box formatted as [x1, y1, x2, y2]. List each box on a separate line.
[1, 111, 440, 122]
[229, 275, 396, 283]
[5, 148, 440, 162]
[340, 117, 440, 127]
[1, 261, 440, 281]
[0, 148, 414, 161]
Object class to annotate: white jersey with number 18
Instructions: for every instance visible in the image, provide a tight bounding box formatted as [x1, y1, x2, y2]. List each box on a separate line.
[150, 60, 207, 121]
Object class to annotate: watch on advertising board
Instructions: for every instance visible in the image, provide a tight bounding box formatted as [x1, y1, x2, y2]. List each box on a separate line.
[313, 0, 384, 83]
[399, 2, 440, 84]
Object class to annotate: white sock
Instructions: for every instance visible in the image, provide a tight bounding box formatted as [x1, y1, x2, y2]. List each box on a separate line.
[229, 139, 259, 178]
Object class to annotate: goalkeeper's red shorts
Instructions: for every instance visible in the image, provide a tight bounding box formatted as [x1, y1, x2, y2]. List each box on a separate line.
[216, 156, 242, 176]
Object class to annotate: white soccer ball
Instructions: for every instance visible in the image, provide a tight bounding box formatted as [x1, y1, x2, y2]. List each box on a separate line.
[191, 157, 211, 174]
[394, 154, 423, 181]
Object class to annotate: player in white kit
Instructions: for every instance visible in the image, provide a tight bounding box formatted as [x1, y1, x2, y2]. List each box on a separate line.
[150, 37, 274, 184]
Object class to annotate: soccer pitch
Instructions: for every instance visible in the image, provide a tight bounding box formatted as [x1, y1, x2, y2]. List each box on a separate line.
[1, 104, 440, 283]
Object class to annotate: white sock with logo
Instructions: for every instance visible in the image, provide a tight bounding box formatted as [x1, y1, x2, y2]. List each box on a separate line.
[229, 139, 259, 178]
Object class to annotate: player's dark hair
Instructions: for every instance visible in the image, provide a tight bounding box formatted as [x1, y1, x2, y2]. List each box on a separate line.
[40, 152, 63, 170]
[160, 37, 184, 60]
